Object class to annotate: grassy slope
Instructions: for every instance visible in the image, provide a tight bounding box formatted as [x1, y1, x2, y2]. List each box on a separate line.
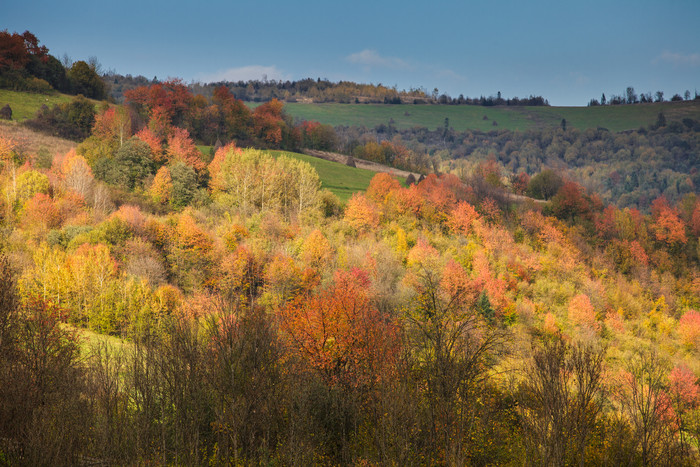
[252, 100, 700, 133]
[0, 89, 78, 121]
[0, 120, 77, 156]
[267, 150, 378, 202]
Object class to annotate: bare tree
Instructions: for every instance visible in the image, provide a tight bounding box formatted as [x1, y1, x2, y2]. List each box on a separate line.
[616, 349, 679, 466]
[404, 260, 506, 463]
[518, 333, 606, 466]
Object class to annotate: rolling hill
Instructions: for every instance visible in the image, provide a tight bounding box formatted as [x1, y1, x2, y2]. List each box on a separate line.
[254, 100, 700, 133]
[4, 87, 698, 133]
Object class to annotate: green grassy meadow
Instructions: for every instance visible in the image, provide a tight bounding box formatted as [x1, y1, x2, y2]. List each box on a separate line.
[0, 89, 79, 121]
[252, 100, 700, 133]
[68, 324, 130, 357]
[267, 150, 379, 202]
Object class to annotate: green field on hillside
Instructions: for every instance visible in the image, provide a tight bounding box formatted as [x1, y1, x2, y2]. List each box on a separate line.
[4, 87, 698, 133]
[0, 89, 79, 121]
[253, 100, 700, 133]
[267, 150, 379, 202]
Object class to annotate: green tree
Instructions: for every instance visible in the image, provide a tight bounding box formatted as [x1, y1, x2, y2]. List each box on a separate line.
[169, 161, 198, 209]
[69, 60, 106, 99]
[527, 169, 564, 200]
[15, 169, 49, 205]
[96, 137, 153, 189]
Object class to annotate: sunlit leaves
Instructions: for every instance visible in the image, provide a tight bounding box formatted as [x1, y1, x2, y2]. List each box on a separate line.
[212, 147, 320, 219]
[678, 310, 700, 350]
[149, 166, 172, 205]
[344, 193, 380, 233]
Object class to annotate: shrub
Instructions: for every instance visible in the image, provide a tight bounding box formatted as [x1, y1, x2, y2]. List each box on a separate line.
[24, 95, 96, 141]
[0, 104, 11, 120]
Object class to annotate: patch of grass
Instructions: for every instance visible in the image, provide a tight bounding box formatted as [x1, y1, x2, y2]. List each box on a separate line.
[248, 100, 700, 133]
[66, 325, 131, 357]
[267, 150, 378, 202]
[0, 89, 77, 121]
[196, 144, 215, 163]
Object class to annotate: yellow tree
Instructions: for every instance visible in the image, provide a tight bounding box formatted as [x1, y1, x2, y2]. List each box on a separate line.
[0, 135, 20, 221]
[19, 244, 70, 307]
[300, 229, 332, 270]
[149, 166, 173, 205]
[67, 243, 118, 330]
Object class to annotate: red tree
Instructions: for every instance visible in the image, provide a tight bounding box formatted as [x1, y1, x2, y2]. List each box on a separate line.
[124, 79, 193, 126]
[651, 197, 687, 247]
[252, 99, 288, 147]
[0, 30, 47, 70]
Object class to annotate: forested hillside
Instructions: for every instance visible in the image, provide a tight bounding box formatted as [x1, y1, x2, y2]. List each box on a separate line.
[1, 91, 700, 464]
[2, 29, 700, 466]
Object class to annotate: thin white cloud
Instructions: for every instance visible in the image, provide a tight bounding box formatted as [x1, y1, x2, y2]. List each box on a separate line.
[654, 51, 700, 67]
[197, 65, 288, 83]
[346, 49, 410, 70]
[434, 68, 466, 81]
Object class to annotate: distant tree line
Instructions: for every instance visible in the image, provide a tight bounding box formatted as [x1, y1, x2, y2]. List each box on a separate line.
[103, 73, 549, 106]
[436, 90, 549, 106]
[0, 29, 108, 100]
[589, 86, 699, 106]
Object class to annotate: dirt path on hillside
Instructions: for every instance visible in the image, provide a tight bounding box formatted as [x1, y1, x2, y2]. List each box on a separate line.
[302, 149, 422, 179]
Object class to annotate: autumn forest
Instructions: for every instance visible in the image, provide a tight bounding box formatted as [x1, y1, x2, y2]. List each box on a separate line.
[1, 30, 700, 466]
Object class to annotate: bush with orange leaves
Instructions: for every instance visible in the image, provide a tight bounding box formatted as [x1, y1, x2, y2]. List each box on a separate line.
[568, 293, 600, 331]
[344, 193, 380, 233]
[166, 127, 206, 173]
[651, 197, 687, 247]
[279, 268, 400, 388]
[448, 201, 481, 236]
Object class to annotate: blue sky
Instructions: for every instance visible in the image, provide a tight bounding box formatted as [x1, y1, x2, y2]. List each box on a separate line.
[5, 0, 700, 106]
